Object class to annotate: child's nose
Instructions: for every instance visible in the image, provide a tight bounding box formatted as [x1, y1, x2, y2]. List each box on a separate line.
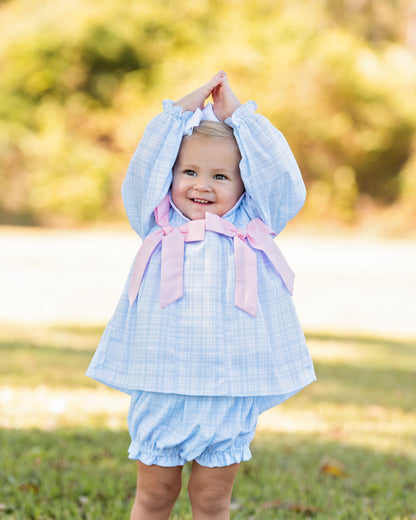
[194, 178, 212, 191]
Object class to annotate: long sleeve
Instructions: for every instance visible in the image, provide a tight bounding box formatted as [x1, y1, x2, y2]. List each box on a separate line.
[226, 102, 306, 235]
[121, 100, 193, 238]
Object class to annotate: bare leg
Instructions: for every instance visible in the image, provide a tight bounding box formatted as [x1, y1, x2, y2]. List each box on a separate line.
[130, 461, 183, 520]
[188, 461, 240, 520]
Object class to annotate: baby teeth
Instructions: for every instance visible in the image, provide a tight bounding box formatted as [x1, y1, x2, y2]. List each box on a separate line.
[193, 199, 210, 204]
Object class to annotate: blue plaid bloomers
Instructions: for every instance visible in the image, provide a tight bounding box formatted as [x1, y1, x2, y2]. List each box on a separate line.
[127, 391, 258, 467]
[127, 389, 306, 467]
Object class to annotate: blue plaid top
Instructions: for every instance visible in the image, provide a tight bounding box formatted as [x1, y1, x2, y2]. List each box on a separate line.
[86, 100, 316, 398]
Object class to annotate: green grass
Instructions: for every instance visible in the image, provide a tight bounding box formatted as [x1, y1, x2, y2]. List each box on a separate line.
[1, 324, 415, 519]
[0, 324, 102, 388]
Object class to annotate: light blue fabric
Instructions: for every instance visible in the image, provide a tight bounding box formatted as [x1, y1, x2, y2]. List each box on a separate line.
[86, 99, 316, 402]
[127, 392, 257, 467]
[127, 389, 307, 467]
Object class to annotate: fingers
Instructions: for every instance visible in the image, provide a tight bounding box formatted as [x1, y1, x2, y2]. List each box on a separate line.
[206, 70, 227, 89]
[210, 71, 228, 97]
[211, 72, 241, 121]
[174, 71, 226, 113]
[174, 71, 236, 115]
[196, 71, 227, 109]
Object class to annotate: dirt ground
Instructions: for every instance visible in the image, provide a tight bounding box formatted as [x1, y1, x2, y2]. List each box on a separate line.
[1, 225, 415, 339]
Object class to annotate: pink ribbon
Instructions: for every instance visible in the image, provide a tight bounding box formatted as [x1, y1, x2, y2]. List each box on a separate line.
[129, 196, 295, 317]
[128, 196, 205, 307]
[205, 213, 295, 317]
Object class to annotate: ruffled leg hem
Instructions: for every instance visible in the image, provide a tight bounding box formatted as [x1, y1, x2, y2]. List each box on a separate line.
[195, 444, 252, 468]
[128, 443, 188, 467]
[128, 442, 252, 468]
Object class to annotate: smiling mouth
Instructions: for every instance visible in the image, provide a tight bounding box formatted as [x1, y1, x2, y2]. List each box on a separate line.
[191, 198, 213, 204]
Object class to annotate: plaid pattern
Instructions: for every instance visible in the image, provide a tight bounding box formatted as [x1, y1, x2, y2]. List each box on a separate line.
[127, 391, 257, 467]
[86, 100, 316, 401]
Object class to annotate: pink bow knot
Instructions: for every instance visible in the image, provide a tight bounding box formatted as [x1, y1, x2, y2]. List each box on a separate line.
[129, 196, 295, 318]
[205, 212, 295, 317]
[236, 228, 248, 240]
[162, 224, 174, 235]
[128, 196, 205, 308]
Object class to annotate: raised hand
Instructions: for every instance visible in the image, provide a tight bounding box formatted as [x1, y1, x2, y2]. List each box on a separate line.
[174, 71, 226, 113]
[211, 72, 241, 121]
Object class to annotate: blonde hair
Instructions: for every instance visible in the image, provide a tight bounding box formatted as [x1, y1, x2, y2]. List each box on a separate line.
[185, 121, 240, 158]
[191, 120, 235, 140]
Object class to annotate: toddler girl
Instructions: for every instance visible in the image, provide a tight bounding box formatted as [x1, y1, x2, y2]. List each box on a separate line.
[86, 71, 316, 519]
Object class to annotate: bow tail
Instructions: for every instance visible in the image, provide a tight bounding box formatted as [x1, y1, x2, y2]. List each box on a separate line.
[256, 238, 295, 295]
[160, 230, 185, 308]
[234, 237, 257, 317]
[129, 233, 162, 305]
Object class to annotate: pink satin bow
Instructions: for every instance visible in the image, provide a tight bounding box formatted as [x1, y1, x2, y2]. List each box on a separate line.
[129, 196, 295, 317]
[128, 196, 205, 307]
[205, 212, 295, 317]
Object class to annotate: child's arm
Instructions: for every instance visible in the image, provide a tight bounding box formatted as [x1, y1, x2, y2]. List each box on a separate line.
[121, 103, 186, 238]
[216, 77, 306, 234]
[122, 73, 226, 238]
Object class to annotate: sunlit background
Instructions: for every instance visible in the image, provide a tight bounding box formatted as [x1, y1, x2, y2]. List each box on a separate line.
[1, 2, 416, 517]
[1, 0, 416, 337]
[1, 0, 416, 231]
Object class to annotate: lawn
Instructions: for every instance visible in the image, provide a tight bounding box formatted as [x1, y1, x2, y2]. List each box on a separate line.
[0, 324, 415, 519]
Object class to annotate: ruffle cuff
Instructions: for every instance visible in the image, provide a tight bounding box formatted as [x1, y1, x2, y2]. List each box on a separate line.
[225, 100, 258, 128]
[162, 98, 194, 123]
[128, 442, 188, 467]
[128, 442, 252, 468]
[196, 444, 252, 467]
[162, 99, 258, 134]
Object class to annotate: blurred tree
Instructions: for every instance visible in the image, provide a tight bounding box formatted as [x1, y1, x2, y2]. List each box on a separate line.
[0, 0, 415, 226]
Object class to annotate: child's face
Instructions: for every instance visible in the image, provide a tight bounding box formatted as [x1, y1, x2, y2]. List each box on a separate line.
[171, 136, 244, 220]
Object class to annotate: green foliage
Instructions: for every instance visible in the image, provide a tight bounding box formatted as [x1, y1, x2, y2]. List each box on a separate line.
[1, 0, 415, 225]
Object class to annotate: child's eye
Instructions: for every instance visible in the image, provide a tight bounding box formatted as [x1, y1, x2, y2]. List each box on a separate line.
[185, 170, 197, 176]
[214, 174, 227, 180]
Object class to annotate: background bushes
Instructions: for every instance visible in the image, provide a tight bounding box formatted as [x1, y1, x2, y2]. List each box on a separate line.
[1, 0, 415, 226]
